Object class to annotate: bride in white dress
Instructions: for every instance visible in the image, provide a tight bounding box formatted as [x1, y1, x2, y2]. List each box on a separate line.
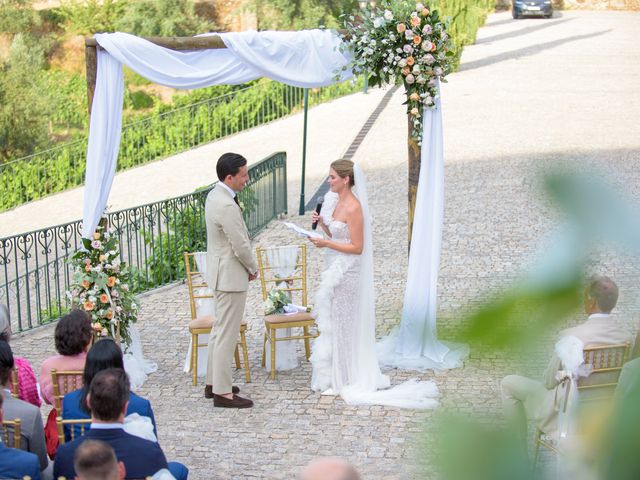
[309, 160, 439, 409]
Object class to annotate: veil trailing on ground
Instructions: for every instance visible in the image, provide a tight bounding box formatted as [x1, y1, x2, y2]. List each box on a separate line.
[338, 164, 439, 409]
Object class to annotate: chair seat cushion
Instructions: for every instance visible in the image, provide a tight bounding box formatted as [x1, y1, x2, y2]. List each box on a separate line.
[189, 315, 213, 329]
[189, 315, 247, 330]
[265, 312, 314, 324]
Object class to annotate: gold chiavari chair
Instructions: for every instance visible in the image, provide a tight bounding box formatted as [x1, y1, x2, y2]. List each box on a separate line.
[51, 369, 83, 411]
[56, 416, 92, 445]
[184, 252, 251, 386]
[1, 417, 21, 448]
[533, 342, 630, 464]
[10, 367, 19, 398]
[256, 244, 317, 380]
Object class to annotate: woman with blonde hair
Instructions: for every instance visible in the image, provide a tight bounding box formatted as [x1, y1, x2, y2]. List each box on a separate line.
[309, 160, 438, 408]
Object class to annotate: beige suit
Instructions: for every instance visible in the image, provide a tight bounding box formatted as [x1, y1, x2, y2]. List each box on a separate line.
[204, 184, 258, 394]
[501, 314, 633, 435]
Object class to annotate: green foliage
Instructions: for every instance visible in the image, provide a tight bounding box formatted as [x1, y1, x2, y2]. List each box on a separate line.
[248, 0, 359, 30]
[0, 79, 362, 211]
[139, 194, 209, 289]
[441, 170, 640, 479]
[55, 0, 212, 36]
[0, 33, 52, 160]
[56, 0, 124, 35]
[115, 0, 213, 36]
[436, 0, 496, 68]
[0, 0, 41, 34]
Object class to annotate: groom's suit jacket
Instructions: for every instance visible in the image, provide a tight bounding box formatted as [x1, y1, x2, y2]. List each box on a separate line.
[205, 184, 257, 292]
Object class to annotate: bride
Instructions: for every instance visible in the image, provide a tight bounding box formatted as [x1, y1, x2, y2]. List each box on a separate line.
[308, 159, 439, 409]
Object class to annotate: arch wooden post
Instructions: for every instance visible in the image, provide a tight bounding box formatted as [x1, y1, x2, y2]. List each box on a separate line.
[407, 116, 420, 251]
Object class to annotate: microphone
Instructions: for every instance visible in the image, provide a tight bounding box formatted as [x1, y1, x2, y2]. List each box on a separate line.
[311, 197, 324, 230]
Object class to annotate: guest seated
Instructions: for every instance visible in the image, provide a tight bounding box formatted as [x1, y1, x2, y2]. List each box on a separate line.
[0, 390, 42, 480]
[63, 338, 157, 440]
[299, 457, 360, 480]
[53, 368, 188, 480]
[74, 439, 125, 480]
[40, 309, 93, 406]
[501, 276, 634, 443]
[0, 304, 41, 407]
[0, 341, 50, 476]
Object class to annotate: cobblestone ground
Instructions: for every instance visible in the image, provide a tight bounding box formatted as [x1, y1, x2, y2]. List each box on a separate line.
[10, 10, 640, 480]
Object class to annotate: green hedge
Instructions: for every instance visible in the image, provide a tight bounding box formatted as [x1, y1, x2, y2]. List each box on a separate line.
[0, 78, 363, 212]
[437, 0, 496, 68]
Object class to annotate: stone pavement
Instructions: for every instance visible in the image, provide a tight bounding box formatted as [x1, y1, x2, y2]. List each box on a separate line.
[9, 10, 640, 479]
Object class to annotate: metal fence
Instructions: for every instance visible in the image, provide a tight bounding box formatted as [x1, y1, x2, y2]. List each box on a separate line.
[0, 78, 363, 212]
[0, 151, 287, 333]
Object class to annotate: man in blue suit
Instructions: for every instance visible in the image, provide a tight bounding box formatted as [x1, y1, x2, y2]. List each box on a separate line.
[0, 390, 41, 480]
[54, 368, 188, 480]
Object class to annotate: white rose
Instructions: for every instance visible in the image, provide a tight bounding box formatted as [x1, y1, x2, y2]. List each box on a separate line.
[424, 95, 433, 105]
[405, 74, 415, 84]
[416, 3, 424, 11]
[424, 53, 435, 64]
[434, 66, 444, 76]
[383, 9, 394, 20]
[396, 48, 403, 53]
[412, 65, 421, 74]
[422, 24, 433, 35]
[422, 40, 433, 51]
[416, 75, 427, 84]
[403, 44, 414, 54]
[428, 77, 437, 86]
[398, 58, 408, 68]
[373, 17, 384, 28]
[404, 30, 414, 41]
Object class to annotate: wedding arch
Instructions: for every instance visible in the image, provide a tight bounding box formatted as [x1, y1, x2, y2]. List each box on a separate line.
[81, 3, 466, 371]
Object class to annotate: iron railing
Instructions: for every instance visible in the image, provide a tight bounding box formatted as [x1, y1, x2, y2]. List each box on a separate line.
[0, 151, 287, 333]
[0, 78, 363, 212]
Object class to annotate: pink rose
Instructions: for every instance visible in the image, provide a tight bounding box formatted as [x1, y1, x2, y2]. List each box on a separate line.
[396, 23, 406, 33]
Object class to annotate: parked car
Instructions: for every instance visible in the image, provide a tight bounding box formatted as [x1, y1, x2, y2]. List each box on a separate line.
[512, 0, 553, 19]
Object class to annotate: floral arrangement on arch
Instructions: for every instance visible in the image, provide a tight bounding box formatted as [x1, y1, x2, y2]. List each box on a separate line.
[340, 1, 455, 144]
[67, 218, 138, 347]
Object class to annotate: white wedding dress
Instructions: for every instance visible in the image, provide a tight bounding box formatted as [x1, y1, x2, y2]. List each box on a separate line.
[309, 166, 440, 409]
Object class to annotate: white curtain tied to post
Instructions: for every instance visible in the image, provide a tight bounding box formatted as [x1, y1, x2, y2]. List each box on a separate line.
[82, 29, 464, 375]
[265, 246, 301, 371]
[378, 83, 468, 370]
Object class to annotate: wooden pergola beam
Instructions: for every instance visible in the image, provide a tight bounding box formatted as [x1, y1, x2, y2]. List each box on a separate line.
[84, 35, 228, 115]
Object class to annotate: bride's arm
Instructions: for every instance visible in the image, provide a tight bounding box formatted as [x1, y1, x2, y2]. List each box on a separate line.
[310, 206, 363, 254]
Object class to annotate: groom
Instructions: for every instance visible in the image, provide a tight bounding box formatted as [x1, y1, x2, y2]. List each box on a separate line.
[204, 152, 258, 409]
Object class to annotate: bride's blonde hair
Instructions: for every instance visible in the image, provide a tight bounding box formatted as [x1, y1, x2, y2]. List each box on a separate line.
[330, 159, 355, 187]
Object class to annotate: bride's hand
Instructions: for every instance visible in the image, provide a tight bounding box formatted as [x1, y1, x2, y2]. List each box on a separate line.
[311, 211, 323, 226]
[309, 236, 328, 248]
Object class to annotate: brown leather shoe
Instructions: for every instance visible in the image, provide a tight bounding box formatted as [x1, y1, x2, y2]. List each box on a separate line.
[205, 385, 239, 398]
[213, 393, 253, 409]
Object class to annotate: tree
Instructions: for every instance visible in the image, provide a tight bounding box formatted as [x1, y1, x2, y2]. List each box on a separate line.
[0, 33, 52, 161]
[246, 0, 359, 30]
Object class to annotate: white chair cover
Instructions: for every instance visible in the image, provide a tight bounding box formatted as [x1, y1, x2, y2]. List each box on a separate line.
[264, 246, 301, 371]
[183, 252, 213, 377]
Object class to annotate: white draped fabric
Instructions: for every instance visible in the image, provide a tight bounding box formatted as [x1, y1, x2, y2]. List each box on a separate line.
[82, 30, 352, 238]
[378, 82, 468, 370]
[264, 246, 301, 371]
[123, 324, 158, 389]
[82, 30, 464, 381]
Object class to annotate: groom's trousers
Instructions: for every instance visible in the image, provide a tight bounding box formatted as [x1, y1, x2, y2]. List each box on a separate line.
[206, 290, 248, 394]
